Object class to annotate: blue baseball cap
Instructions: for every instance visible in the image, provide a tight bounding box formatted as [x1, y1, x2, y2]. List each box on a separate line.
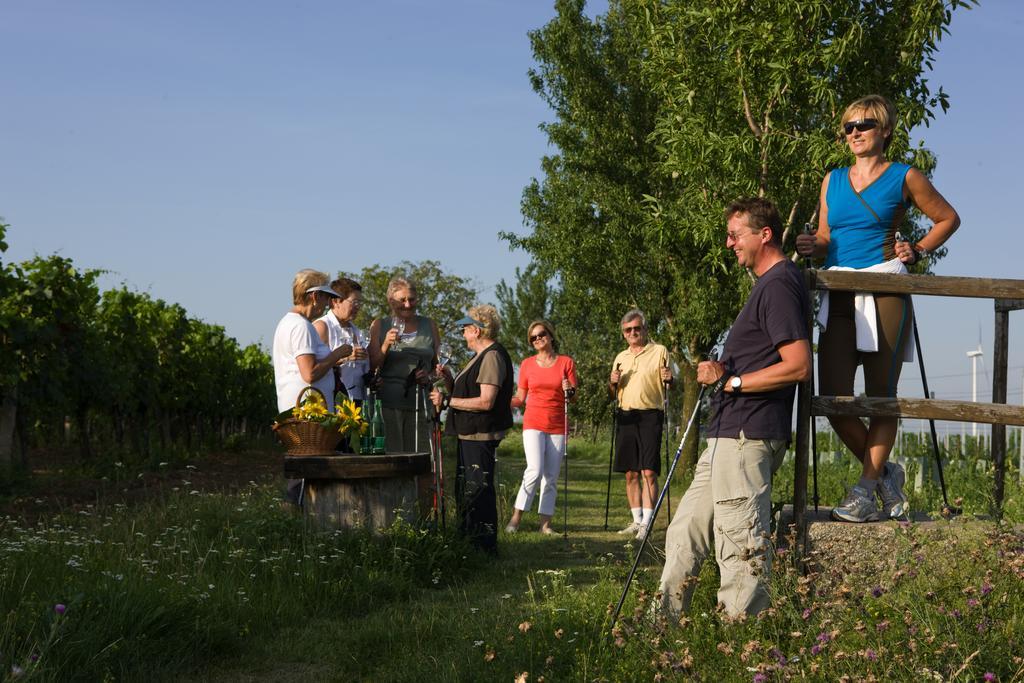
[452, 315, 487, 329]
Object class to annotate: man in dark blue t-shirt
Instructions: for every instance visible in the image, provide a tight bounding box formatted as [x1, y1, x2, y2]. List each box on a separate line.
[658, 197, 812, 620]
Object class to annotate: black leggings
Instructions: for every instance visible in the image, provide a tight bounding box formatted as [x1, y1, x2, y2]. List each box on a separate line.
[818, 291, 913, 398]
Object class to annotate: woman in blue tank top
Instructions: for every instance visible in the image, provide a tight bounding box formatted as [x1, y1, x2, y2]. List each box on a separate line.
[796, 95, 959, 523]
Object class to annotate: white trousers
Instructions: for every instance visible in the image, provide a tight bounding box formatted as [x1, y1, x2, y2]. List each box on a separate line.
[513, 429, 566, 517]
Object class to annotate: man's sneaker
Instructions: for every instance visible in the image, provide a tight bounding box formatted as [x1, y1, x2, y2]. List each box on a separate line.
[636, 522, 651, 541]
[878, 462, 909, 519]
[618, 521, 641, 535]
[831, 486, 881, 523]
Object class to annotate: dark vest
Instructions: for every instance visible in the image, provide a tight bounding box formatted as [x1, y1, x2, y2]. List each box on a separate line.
[448, 342, 514, 437]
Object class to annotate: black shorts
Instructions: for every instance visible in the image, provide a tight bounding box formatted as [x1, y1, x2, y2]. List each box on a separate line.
[614, 409, 664, 474]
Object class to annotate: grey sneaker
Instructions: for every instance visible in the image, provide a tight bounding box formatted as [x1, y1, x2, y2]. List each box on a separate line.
[878, 462, 909, 519]
[831, 485, 881, 523]
[635, 522, 651, 541]
[618, 521, 641, 535]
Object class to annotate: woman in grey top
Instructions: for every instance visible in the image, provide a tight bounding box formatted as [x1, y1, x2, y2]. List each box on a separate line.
[368, 276, 439, 452]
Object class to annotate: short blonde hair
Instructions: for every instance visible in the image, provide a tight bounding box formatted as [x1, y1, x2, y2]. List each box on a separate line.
[469, 304, 500, 340]
[292, 269, 330, 305]
[386, 276, 418, 302]
[841, 94, 897, 151]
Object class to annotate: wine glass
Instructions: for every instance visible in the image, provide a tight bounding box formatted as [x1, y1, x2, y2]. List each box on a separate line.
[392, 316, 406, 351]
[437, 342, 453, 370]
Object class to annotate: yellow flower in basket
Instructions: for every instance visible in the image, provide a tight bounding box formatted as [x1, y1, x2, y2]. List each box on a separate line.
[288, 391, 367, 436]
[273, 387, 367, 456]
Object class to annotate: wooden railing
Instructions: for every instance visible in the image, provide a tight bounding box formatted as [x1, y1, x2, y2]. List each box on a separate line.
[793, 271, 1024, 542]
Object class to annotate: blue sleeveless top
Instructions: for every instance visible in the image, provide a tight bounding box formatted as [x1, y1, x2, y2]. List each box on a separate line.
[824, 163, 911, 269]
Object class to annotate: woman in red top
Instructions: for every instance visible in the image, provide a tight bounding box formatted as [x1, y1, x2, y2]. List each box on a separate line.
[506, 320, 578, 534]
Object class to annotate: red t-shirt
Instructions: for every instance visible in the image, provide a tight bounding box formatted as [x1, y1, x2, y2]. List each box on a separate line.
[518, 355, 578, 433]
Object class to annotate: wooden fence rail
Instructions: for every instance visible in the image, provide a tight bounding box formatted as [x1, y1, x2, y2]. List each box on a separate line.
[792, 269, 1024, 552]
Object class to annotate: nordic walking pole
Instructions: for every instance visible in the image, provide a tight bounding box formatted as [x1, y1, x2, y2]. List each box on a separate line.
[562, 368, 571, 540]
[423, 385, 442, 527]
[662, 357, 672, 519]
[610, 380, 710, 632]
[912, 317, 961, 518]
[604, 363, 621, 531]
[802, 221, 820, 512]
[434, 357, 452, 531]
[895, 231, 961, 518]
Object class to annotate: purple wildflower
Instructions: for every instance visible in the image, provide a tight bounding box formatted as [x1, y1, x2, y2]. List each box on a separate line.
[952, 609, 962, 619]
[810, 644, 821, 656]
[981, 583, 993, 596]
[753, 674, 768, 683]
[967, 598, 979, 608]
[816, 632, 831, 644]
[54, 604, 66, 616]
[802, 608, 812, 620]
[865, 649, 877, 661]
[983, 674, 996, 682]
[771, 648, 786, 665]
[871, 586, 884, 598]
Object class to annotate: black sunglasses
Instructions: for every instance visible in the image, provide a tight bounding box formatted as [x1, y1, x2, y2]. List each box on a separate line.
[843, 119, 879, 135]
[529, 331, 549, 342]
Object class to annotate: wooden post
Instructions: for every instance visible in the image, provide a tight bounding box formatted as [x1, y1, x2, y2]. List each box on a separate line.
[794, 380, 810, 560]
[792, 268, 814, 565]
[992, 302, 1011, 514]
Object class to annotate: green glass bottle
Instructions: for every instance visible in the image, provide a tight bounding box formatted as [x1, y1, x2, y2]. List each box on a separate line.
[371, 398, 386, 455]
[359, 398, 374, 454]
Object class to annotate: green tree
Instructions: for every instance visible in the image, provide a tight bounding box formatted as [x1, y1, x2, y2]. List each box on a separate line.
[494, 262, 556, 362]
[0, 219, 21, 469]
[506, 0, 969, 468]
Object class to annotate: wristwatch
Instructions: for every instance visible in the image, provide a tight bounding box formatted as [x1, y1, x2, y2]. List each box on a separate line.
[729, 375, 743, 393]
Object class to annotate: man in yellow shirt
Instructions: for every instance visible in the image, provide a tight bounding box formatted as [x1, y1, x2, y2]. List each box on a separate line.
[609, 309, 673, 539]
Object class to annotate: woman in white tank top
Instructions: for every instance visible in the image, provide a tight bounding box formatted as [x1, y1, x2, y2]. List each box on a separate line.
[314, 278, 370, 403]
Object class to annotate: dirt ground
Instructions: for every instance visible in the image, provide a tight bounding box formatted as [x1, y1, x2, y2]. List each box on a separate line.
[0, 447, 282, 522]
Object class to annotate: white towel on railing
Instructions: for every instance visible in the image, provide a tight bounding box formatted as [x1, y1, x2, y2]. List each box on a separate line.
[816, 257, 915, 363]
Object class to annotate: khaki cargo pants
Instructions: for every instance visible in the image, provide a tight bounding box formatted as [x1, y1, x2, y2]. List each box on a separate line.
[658, 434, 786, 619]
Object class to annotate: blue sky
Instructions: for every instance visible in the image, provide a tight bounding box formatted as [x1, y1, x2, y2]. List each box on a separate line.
[2, 1, 1022, 430]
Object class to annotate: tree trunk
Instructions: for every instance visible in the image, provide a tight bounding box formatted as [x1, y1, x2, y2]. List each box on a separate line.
[77, 403, 92, 460]
[678, 361, 701, 471]
[0, 387, 17, 469]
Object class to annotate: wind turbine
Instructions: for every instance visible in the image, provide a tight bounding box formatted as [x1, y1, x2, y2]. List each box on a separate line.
[966, 342, 983, 438]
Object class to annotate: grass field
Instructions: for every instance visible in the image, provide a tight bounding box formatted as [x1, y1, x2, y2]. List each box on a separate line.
[1, 432, 1021, 681]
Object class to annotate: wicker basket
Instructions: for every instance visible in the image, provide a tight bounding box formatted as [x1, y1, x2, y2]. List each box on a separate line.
[272, 387, 345, 456]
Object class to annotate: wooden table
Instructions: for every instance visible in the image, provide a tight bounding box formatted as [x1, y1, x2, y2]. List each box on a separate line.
[284, 452, 433, 530]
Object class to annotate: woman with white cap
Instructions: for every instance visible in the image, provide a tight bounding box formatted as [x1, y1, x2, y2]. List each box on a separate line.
[272, 269, 353, 414]
[272, 269, 354, 504]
